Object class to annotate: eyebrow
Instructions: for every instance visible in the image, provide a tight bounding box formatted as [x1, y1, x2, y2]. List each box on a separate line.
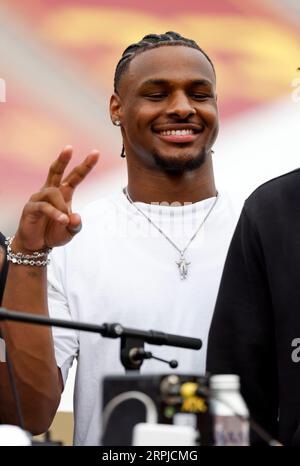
[140, 78, 213, 88]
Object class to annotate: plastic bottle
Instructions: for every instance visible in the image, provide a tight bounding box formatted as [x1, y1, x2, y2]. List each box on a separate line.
[209, 374, 249, 446]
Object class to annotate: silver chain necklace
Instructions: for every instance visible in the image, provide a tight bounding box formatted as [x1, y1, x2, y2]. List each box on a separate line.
[124, 187, 219, 280]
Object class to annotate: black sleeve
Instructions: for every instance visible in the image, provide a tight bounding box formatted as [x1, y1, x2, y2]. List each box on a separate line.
[0, 232, 8, 305]
[206, 207, 278, 443]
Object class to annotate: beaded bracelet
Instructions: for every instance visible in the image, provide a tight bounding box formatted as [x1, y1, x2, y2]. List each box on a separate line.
[5, 236, 51, 267]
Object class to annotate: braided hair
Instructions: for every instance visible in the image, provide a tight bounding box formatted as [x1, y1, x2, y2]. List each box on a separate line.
[114, 31, 215, 93]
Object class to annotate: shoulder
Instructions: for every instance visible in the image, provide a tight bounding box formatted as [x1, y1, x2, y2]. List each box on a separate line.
[80, 192, 125, 223]
[244, 168, 300, 219]
[247, 168, 300, 200]
[53, 191, 126, 255]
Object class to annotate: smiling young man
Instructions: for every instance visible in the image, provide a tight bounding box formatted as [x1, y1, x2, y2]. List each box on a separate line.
[1, 32, 237, 444]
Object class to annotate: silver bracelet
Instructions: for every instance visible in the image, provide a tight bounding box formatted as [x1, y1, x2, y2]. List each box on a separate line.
[5, 236, 51, 267]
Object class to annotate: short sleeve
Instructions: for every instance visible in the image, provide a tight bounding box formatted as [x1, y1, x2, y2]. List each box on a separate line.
[47, 247, 79, 385]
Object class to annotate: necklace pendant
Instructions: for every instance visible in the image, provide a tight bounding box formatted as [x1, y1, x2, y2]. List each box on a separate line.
[176, 255, 191, 280]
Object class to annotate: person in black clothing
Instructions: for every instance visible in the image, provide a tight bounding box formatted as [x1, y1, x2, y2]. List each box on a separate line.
[0, 233, 8, 304]
[207, 168, 300, 446]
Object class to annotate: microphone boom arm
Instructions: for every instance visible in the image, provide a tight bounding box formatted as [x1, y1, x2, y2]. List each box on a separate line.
[0, 307, 202, 371]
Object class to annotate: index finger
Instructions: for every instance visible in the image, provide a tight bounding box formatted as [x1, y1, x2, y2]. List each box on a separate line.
[43, 146, 73, 188]
[61, 150, 100, 202]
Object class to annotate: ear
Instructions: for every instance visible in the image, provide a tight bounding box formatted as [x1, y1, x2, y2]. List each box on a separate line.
[110, 93, 122, 125]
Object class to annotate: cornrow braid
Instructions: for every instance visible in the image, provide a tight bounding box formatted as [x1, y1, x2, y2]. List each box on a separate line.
[114, 31, 215, 92]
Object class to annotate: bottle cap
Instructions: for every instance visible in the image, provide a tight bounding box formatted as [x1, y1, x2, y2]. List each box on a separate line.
[210, 374, 240, 390]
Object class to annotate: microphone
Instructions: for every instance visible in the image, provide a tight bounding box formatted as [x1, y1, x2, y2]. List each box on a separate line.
[147, 330, 202, 350]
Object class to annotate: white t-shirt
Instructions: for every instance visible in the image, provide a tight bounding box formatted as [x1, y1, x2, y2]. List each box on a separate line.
[47, 190, 237, 445]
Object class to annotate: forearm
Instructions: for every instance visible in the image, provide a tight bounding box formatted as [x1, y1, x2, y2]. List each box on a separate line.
[0, 260, 61, 433]
[0, 148, 98, 434]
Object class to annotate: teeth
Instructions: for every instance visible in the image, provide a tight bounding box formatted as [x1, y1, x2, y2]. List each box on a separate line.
[160, 129, 194, 136]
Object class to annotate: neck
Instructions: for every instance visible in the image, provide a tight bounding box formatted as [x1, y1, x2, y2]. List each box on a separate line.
[126, 154, 216, 205]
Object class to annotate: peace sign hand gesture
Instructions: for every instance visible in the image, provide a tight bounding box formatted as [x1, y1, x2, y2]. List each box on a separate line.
[13, 146, 99, 253]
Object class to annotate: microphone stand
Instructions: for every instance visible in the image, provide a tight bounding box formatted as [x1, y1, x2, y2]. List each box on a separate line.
[0, 308, 281, 446]
[0, 307, 202, 371]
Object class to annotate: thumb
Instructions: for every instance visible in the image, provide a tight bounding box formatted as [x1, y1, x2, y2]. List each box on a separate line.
[67, 212, 82, 236]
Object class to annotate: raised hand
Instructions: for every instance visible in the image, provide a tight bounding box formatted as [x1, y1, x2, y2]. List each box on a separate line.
[13, 146, 99, 253]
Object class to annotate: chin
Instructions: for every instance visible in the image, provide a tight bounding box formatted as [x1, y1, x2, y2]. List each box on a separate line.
[152, 148, 207, 174]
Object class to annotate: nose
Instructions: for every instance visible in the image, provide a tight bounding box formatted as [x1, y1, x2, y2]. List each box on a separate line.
[166, 91, 196, 119]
